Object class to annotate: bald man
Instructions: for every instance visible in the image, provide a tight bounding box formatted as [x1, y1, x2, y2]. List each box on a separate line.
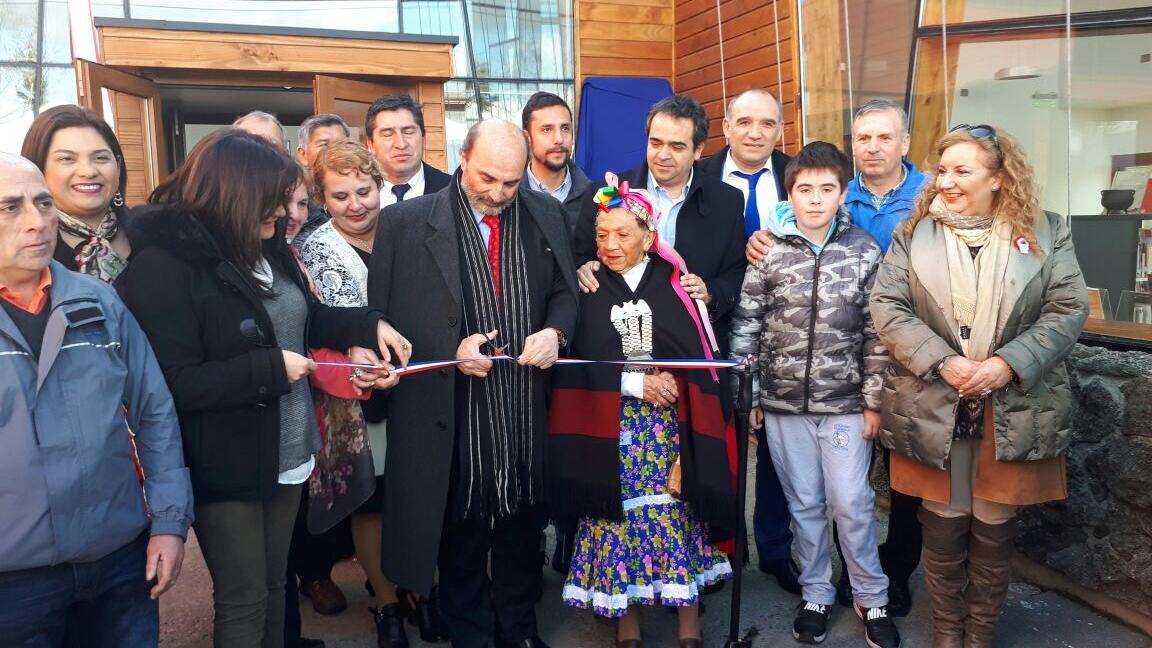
[0, 154, 192, 645]
[367, 120, 577, 648]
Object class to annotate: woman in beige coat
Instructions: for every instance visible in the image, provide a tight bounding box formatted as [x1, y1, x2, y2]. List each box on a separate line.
[869, 125, 1088, 648]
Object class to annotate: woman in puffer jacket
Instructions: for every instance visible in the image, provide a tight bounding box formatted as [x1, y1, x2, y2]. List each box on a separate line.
[869, 124, 1088, 648]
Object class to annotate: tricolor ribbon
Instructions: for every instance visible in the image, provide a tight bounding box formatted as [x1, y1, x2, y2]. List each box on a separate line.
[315, 355, 749, 377]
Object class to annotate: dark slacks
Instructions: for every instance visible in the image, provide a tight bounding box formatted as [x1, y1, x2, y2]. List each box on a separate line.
[438, 507, 543, 648]
[0, 532, 158, 647]
[754, 423, 796, 562]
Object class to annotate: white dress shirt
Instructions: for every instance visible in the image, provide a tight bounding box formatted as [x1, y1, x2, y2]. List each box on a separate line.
[647, 169, 693, 247]
[381, 164, 427, 207]
[721, 151, 781, 229]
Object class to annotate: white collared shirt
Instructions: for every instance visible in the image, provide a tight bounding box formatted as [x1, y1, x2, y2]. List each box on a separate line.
[721, 151, 781, 230]
[381, 164, 427, 207]
[647, 168, 693, 247]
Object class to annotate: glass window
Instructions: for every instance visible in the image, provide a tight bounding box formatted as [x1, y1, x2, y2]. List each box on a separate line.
[126, 0, 399, 32]
[465, 0, 572, 80]
[0, 1, 40, 62]
[91, 0, 127, 18]
[402, 0, 473, 76]
[40, 65, 77, 110]
[915, 35, 1072, 215]
[0, 64, 37, 153]
[921, 0, 1150, 24]
[43, 0, 73, 64]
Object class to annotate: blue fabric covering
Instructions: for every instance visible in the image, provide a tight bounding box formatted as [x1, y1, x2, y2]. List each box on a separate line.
[575, 77, 673, 181]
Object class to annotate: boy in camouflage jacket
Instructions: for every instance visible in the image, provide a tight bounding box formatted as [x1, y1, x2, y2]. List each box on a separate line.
[729, 142, 900, 648]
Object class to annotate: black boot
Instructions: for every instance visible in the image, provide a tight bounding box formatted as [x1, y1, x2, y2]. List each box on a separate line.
[398, 587, 449, 643]
[373, 603, 409, 648]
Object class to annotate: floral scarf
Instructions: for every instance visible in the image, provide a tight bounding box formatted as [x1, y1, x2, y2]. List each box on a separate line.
[58, 209, 128, 283]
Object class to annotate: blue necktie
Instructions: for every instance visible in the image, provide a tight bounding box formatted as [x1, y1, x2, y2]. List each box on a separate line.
[733, 169, 768, 237]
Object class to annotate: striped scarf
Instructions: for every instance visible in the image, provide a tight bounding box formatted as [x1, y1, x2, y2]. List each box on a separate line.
[452, 180, 537, 519]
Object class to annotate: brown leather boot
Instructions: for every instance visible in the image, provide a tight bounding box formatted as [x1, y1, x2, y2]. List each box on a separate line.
[918, 507, 971, 648]
[964, 518, 1016, 648]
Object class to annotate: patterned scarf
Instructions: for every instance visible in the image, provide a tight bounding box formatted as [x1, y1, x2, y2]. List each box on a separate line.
[451, 178, 537, 519]
[58, 208, 128, 283]
[928, 195, 1012, 440]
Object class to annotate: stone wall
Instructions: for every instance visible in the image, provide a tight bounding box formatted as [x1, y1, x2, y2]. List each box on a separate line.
[1016, 344, 1152, 614]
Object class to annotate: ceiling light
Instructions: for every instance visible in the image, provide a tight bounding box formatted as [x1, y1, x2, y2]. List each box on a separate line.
[994, 65, 1040, 80]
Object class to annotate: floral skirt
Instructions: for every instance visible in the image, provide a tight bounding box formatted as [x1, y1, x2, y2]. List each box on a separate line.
[561, 397, 732, 618]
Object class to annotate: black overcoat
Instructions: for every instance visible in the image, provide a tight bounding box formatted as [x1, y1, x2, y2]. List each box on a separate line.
[367, 181, 578, 595]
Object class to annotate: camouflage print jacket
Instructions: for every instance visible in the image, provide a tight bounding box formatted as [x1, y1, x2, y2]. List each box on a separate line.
[729, 215, 887, 414]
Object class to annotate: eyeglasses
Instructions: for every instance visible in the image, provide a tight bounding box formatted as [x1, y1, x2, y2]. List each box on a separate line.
[949, 123, 998, 141]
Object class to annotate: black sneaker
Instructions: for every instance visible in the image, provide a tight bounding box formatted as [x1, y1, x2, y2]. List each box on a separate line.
[793, 600, 831, 644]
[854, 603, 901, 648]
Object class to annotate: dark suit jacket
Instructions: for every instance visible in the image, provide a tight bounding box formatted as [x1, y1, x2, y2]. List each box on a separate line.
[422, 161, 452, 194]
[698, 145, 791, 201]
[367, 181, 578, 595]
[572, 163, 747, 355]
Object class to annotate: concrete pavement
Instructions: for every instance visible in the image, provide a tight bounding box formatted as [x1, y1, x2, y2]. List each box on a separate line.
[159, 525, 1151, 648]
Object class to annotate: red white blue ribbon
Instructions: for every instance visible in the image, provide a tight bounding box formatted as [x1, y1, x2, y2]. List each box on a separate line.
[315, 355, 749, 377]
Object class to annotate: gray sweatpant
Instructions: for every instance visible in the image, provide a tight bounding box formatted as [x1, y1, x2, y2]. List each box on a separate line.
[762, 412, 888, 608]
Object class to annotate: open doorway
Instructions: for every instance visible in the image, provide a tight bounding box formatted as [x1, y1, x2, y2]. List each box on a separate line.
[160, 84, 314, 167]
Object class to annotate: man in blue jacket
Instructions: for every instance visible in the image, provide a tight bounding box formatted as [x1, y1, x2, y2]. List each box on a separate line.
[0, 153, 193, 645]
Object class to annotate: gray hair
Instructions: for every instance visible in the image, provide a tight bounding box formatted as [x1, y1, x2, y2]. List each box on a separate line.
[853, 99, 909, 135]
[230, 110, 282, 146]
[298, 113, 350, 150]
[0, 151, 41, 173]
[724, 88, 783, 120]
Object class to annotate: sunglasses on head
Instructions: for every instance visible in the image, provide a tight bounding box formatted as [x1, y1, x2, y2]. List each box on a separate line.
[949, 123, 998, 141]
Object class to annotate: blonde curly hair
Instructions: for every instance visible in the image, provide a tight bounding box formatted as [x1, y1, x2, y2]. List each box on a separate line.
[904, 126, 1043, 254]
[310, 139, 384, 200]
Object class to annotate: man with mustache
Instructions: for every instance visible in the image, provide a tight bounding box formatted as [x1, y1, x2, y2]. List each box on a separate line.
[367, 120, 577, 648]
[0, 153, 192, 645]
[521, 91, 590, 235]
[746, 99, 928, 616]
[366, 95, 452, 207]
[572, 94, 747, 357]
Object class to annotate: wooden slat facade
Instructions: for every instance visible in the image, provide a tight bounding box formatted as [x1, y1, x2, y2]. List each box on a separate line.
[576, 0, 676, 89]
[673, 0, 800, 156]
[575, 0, 802, 155]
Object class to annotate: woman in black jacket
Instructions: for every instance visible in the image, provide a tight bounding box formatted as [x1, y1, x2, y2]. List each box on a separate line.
[117, 129, 409, 648]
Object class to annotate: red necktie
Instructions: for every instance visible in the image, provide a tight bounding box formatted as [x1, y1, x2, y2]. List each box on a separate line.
[482, 213, 501, 297]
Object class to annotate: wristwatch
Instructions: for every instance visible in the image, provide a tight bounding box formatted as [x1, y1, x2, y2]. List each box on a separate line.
[548, 327, 568, 348]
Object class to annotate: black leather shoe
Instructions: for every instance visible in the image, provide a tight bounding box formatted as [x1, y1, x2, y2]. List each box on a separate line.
[396, 587, 449, 642]
[836, 568, 853, 607]
[292, 639, 326, 648]
[300, 578, 348, 615]
[886, 578, 912, 617]
[373, 603, 409, 648]
[760, 558, 802, 596]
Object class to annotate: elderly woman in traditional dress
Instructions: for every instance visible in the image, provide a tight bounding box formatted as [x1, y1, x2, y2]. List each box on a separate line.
[870, 124, 1088, 648]
[548, 174, 736, 648]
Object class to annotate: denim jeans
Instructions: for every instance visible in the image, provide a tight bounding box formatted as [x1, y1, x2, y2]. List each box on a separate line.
[0, 532, 158, 647]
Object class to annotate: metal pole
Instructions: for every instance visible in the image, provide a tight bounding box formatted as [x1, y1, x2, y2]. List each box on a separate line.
[725, 361, 755, 648]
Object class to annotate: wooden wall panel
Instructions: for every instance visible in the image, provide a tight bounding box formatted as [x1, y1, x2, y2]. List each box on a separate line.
[576, 0, 675, 90]
[673, 0, 801, 156]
